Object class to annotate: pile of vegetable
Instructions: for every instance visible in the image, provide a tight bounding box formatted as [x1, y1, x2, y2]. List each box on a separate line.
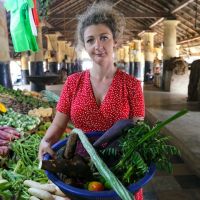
[41, 110, 187, 200]
[0, 134, 47, 199]
[28, 107, 53, 119]
[24, 180, 70, 200]
[0, 126, 21, 156]
[0, 108, 40, 133]
[0, 85, 55, 111]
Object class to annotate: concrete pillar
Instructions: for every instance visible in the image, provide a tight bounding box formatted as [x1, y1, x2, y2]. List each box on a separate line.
[0, 3, 12, 88]
[129, 42, 134, 76]
[57, 41, 67, 64]
[113, 48, 118, 64]
[115, 48, 121, 63]
[30, 24, 44, 91]
[162, 20, 179, 91]
[45, 34, 58, 73]
[133, 40, 142, 79]
[21, 52, 29, 84]
[154, 47, 163, 61]
[119, 48, 125, 61]
[123, 45, 130, 73]
[176, 45, 180, 57]
[143, 32, 156, 81]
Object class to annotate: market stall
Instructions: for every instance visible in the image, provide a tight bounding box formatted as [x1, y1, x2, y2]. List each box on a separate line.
[0, 86, 73, 199]
[0, 85, 187, 199]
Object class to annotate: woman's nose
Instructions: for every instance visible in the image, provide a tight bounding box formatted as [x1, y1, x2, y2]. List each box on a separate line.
[94, 39, 103, 50]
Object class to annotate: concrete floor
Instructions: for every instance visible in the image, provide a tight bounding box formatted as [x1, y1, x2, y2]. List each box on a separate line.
[143, 84, 200, 200]
[14, 82, 200, 200]
[144, 84, 200, 176]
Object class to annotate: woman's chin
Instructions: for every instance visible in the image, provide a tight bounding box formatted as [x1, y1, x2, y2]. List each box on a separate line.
[93, 56, 108, 65]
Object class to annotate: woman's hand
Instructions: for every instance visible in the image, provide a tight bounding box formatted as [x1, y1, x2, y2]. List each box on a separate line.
[38, 112, 69, 160]
[38, 138, 56, 161]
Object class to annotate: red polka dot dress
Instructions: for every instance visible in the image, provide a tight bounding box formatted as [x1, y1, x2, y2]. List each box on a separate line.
[57, 69, 145, 200]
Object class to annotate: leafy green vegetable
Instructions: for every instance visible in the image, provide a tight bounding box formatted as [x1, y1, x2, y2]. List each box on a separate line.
[1, 134, 48, 199]
[113, 109, 187, 183]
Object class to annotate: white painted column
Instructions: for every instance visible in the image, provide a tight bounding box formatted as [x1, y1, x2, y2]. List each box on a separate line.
[0, 2, 12, 88]
[57, 41, 67, 63]
[21, 52, 29, 84]
[143, 32, 156, 62]
[0, 3, 9, 62]
[133, 40, 142, 79]
[143, 32, 156, 81]
[162, 20, 179, 91]
[163, 20, 179, 60]
[128, 42, 134, 76]
[45, 34, 58, 73]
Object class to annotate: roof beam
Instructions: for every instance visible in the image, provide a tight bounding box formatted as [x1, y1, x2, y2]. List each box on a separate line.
[49, 12, 172, 20]
[149, 0, 195, 28]
[113, 0, 124, 6]
[178, 35, 200, 44]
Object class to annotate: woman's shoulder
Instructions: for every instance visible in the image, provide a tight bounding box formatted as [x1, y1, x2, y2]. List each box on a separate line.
[67, 71, 86, 80]
[117, 69, 141, 84]
[66, 71, 87, 84]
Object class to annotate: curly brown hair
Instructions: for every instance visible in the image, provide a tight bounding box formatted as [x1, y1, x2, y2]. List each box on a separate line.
[76, 1, 125, 51]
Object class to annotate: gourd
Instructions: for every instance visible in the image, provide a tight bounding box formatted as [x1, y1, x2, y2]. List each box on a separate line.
[73, 128, 134, 200]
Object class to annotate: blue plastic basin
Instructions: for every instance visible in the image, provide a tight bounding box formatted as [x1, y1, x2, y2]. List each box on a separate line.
[43, 131, 156, 200]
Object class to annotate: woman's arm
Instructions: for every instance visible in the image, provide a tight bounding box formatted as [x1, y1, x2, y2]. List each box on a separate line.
[38, 111, 69, 160]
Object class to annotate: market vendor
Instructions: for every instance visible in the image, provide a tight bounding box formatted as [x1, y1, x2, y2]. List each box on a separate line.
[39, 1, 144, 199]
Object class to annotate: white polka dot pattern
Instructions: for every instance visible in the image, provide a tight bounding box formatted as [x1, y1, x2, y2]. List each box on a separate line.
[56, 69, 145, 133]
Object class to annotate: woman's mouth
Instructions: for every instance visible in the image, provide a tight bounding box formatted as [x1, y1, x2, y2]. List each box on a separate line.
[95, 52, 106, 57]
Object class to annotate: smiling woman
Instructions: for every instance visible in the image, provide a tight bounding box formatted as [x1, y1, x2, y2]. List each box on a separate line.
[39, 2, 145, 200]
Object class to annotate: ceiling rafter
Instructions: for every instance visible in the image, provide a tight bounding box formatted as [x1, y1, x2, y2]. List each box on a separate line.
[149, 0, 195, 29]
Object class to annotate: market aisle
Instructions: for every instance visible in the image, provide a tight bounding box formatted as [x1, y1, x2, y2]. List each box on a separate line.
[14, 83, 200, 200]
[143, 84, 200, 200]
[143, 155, 200, 200]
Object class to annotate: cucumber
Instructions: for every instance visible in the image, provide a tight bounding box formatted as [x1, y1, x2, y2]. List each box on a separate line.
[73, 128, 134, 200]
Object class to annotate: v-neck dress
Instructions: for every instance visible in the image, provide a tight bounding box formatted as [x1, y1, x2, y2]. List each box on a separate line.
[57, 69, 145, 132]
[56, 69, 144, 200]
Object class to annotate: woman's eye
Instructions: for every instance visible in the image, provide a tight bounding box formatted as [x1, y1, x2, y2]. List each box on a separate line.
[86, 39, 94, 44]
[101, 36, 108, 41]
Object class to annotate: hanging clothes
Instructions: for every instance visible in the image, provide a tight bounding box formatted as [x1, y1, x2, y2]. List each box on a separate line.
[32, 0, 39, 26]
[4, 0, 39, 52]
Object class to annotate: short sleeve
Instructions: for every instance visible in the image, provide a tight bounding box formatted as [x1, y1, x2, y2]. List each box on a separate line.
[127, 78, 145, 118]
[56, 78, 72, 116]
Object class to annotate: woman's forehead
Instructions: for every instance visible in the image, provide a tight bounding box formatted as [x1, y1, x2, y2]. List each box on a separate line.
[84, 24, 112, 38]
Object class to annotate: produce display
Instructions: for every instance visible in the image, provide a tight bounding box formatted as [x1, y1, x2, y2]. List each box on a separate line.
[28, 107, 53, 119]
[42, 110, 187, 200]
[0, 85, 72, 200]
[0, 85, 55, 113]
[0, 108, 40, 133]
[0, 126, 21, 156]
[0, 83, 188, 200]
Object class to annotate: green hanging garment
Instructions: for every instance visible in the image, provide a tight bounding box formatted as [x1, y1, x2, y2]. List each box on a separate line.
[4, 0, 39, 52]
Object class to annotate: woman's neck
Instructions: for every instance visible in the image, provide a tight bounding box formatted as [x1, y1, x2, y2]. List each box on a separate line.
[90, 62, 117, 81]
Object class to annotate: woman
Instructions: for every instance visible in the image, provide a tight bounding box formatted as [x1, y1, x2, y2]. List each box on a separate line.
[39, 2, 144, 199]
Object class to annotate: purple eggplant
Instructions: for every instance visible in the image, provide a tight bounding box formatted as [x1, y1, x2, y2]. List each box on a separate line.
[93, 119, 134, 148]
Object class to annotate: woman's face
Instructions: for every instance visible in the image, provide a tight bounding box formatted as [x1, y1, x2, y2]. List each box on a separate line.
[83, 24, 116, 65]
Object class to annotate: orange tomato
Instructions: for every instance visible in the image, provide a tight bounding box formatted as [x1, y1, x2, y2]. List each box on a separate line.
[65, 127, 72, 133]
[88, 181, 104, 191]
